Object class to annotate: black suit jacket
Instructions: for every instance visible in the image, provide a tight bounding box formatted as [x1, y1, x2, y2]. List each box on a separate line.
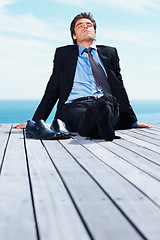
[33, 45, 137, 129]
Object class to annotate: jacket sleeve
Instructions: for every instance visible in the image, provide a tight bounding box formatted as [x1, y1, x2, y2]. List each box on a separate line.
[32, 48, 60, 122]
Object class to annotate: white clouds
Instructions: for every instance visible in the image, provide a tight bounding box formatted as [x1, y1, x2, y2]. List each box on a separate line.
[145, 0, 160, 10]
[0, 0, 16, 9]
[94, 0, 160, 13]
[0, 12, 69, 41]
[51, 0, 160, 14]
[50, 0, 88, 7]
[0, 33, 54, 99]
[97, 26, 160, 50]
[97, 29, 147, 45]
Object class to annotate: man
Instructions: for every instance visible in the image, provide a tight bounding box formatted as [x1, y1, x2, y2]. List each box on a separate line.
[14, 12, 151, 140]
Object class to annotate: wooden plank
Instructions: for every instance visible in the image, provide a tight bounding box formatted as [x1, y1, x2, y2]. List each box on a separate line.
[113, 137, 160, 166]
[86, 137, 160, 206]
[116, 130, 160, 153]
[43, 139, 143, 240]
[0, 128, 37, 240]
[0, 124, 12, 169]
[95, 139, 160, 181]
[132, 128, 160, 139]
[151, 123, 160, 129]
[68, 136, 160, 240]
[148, 125, 160, 132]
[135, 128, 160, 137]
[119, 129, 160, 146]
[24, 137, 90, 240]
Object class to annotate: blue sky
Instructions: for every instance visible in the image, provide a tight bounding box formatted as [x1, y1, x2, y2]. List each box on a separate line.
[0, 0, 160, 100]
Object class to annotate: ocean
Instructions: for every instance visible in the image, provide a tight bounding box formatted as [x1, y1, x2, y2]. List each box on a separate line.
[0, 99, 159, 124]
[0, 100, 56, 124]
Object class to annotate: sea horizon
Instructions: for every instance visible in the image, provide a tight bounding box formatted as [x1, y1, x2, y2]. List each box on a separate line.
[0, 99, 160, 124]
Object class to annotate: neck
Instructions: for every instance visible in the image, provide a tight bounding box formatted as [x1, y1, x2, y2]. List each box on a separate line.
[77, 39, 95, 48]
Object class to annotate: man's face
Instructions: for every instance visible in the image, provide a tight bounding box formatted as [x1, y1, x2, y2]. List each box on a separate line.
[73, 18, 96, 46]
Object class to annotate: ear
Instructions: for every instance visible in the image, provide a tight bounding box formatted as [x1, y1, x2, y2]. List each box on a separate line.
[73, 34, 77, 40]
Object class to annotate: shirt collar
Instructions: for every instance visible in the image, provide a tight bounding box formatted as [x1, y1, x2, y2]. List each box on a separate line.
[78, 44, 97, 55]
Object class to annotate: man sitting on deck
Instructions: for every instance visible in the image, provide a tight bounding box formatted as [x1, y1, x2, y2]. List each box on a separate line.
[13, 12, 151, 140]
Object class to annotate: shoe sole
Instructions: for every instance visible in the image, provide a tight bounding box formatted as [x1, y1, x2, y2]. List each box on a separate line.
[26, 132, 71, 140]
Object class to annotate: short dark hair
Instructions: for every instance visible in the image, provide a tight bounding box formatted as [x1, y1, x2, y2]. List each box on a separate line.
[70, 12, 96, 45]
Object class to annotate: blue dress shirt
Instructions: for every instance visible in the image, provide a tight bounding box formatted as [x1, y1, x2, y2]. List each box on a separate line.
[66, 45, 105, 103]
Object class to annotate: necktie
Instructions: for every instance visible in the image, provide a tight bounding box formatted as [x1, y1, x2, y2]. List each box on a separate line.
[84, 48, 112, 94]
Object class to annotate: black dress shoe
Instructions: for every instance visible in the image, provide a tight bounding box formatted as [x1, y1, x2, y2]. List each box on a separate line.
[50, 119, 70, 139]
[25, 120, 58, 140]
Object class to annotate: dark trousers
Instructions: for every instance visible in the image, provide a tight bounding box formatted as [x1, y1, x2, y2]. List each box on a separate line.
[63, 95, 120, 141]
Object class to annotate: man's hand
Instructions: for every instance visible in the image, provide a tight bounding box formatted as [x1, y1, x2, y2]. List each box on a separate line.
[134, 123, 152, 128]
[12, 123, 27, 129]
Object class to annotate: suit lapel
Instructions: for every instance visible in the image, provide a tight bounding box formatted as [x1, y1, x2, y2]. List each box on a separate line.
[97, 46, 129, 111]
[62, 45, 78, 100]
[97, 46, 116, 87]
[67, 45, 79, 85]
[97, 46, 112, 69]
[72, 46, 79, 79]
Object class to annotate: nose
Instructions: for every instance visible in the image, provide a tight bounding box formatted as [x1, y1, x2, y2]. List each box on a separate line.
[83, 23, 89, 28]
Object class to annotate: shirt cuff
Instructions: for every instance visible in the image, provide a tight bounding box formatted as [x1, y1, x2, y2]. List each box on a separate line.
[131, 121, 138, 128]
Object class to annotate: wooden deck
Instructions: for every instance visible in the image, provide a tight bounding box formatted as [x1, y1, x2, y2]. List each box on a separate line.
[0, 123, 160, 240]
